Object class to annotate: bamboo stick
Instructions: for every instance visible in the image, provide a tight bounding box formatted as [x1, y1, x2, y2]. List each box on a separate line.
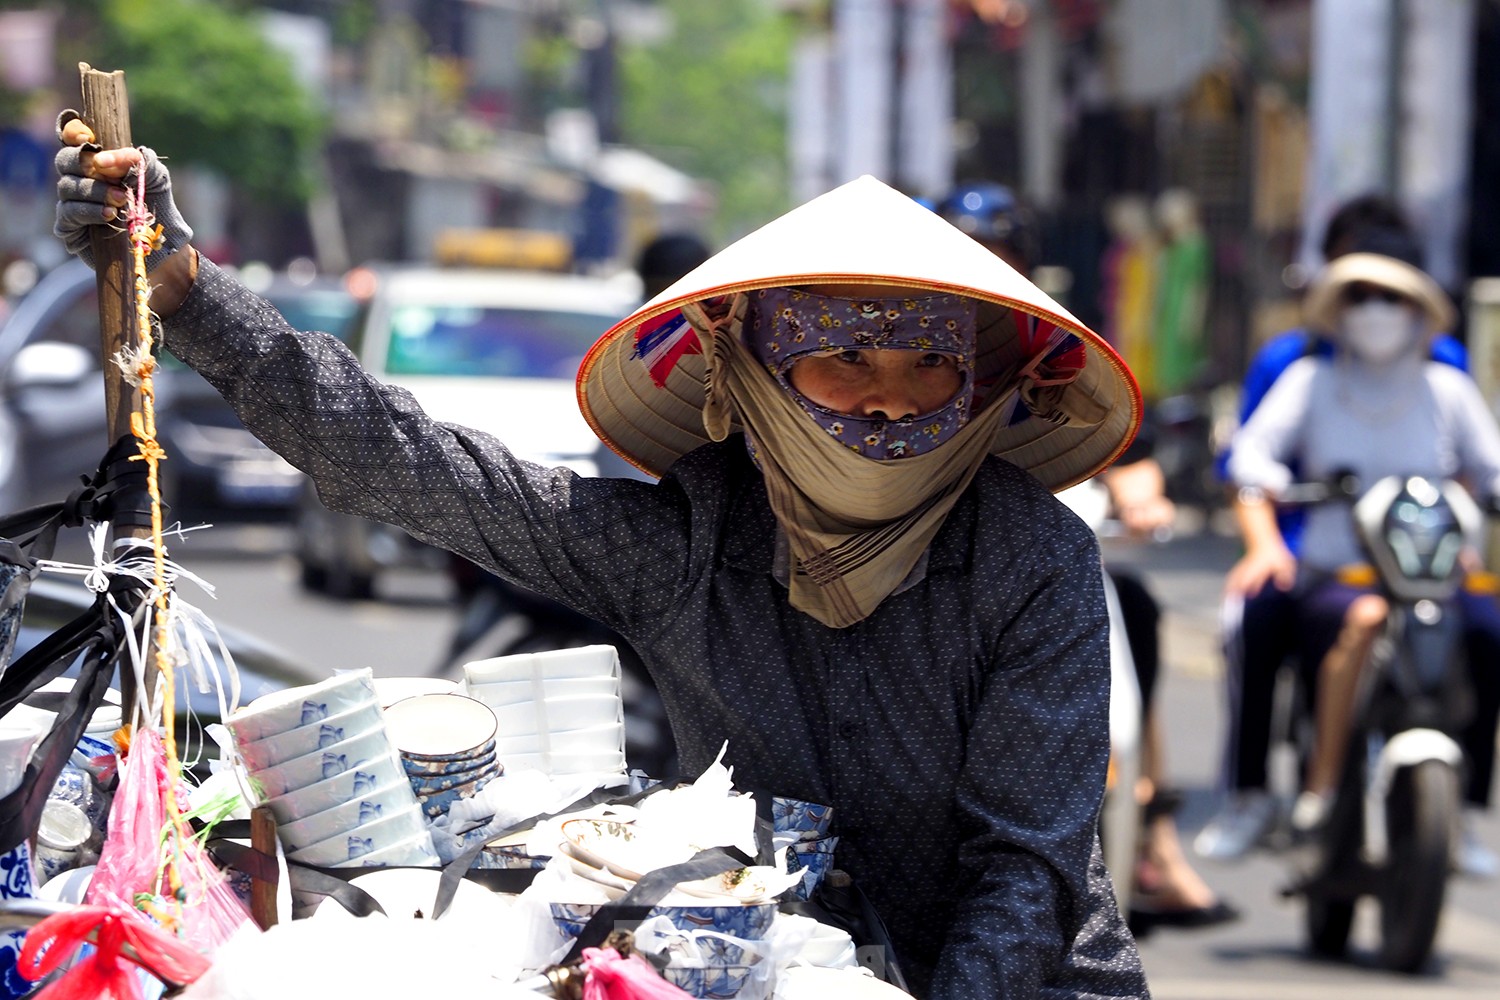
[78, 63, 157, 724]
[249, 806, 280, 930]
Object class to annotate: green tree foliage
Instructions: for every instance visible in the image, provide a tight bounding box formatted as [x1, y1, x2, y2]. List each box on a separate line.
[618, 0, 794, 241]
[85, 0, 325, 203]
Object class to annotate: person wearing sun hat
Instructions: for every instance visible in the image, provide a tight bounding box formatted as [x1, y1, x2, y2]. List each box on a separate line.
[55, 117, 1147, 997]
[1229, 250, 1500, 838]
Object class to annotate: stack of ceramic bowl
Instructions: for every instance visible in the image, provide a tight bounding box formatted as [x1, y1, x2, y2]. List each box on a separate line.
[547, 896, 777, 999]
[772, 796, 837, 901]
[461, 645, 626, 776]
[384, 694, 501, 819]
[226, 669, 439, 868]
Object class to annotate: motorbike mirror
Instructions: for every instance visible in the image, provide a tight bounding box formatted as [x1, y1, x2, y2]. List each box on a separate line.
[1331, 469, 1362, 498]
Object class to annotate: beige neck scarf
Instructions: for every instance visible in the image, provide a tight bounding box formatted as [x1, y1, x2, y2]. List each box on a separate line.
[682, 295, 1014, 629]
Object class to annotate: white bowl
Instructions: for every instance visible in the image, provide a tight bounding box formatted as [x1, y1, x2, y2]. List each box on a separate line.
[234, 701, 387, 772]
[276, 779, 425, 851]
[262, 751, 407, 824]
[383, 694, 497, 758]
[483, 695, 622, 737]
[342, 830, 441, 868]
[227, 670, 378, 744]
[247, 728, 399, 801]
[492, 722, 623, 757]
[499, 748, 627, 777]
[463, 676, 620, 707]
[373, 677, 460, 707]
[287, 807, 433, 866]
[463, 645, 618, 685]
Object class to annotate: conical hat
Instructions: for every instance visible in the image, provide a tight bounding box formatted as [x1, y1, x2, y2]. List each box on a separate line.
[577, 175, 1141, 491]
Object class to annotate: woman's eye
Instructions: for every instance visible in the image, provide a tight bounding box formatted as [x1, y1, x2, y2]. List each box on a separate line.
[918, 353, 950, 368]
[835, 350, 863, 364]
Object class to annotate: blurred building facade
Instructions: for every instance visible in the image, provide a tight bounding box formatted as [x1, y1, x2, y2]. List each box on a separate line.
[793, 0, 1493, 402]
[4, 0, 1498, 394]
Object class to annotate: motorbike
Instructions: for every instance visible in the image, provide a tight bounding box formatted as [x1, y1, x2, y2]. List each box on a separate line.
[1276, 472, 1484, 972]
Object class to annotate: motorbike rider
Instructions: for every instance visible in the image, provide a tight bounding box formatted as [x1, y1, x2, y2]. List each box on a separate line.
[57, 124, 1151, 997]
[1200, 208, 1499, 878]
[938, 182, 1236, 932]
[1226, 249, 1500, 835]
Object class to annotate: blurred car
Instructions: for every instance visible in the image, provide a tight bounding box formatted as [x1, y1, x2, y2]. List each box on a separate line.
[0, 259, 360, 523]
[292, 266, 640, 598]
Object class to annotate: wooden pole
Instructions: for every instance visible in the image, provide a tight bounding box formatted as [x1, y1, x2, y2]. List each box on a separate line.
[78, 63, 156, 725]
[249, 806, 280, 930]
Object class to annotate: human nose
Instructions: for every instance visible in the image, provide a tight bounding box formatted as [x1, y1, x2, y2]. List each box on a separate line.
[852, 374, 922, 422]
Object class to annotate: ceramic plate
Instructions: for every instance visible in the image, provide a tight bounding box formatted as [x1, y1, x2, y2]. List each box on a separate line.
[559, 818, 693, 881]
[674, 865, 780, 904]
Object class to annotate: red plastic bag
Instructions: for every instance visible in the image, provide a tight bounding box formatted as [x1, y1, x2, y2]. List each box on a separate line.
[85, 728, 250, 955]
[580, 947, 692, 999]
[16, 905, 210, 1000]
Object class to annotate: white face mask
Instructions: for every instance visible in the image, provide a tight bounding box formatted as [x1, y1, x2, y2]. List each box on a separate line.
[1340, 300, 1421, 365]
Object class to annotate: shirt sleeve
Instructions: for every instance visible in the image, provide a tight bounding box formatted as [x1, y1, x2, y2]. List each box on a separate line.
[929, 524, 1148, 999]
[1227, 357, 1319, 494]
[1433, 366, 1500, 501]
[160, 258, 693, 639]
[1215, 331, 1308, 482]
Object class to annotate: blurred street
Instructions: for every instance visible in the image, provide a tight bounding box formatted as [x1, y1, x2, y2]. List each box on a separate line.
[167, 517, 1500, 998]
[5, 2, 1500, 996]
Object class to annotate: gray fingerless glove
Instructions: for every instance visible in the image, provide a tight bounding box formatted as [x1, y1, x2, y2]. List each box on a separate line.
[53, 109, 193, 271]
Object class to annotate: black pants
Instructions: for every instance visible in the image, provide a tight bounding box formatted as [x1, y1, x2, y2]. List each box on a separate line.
[1107, 567, 1161, 714]
[1224, 581, 1500, 809]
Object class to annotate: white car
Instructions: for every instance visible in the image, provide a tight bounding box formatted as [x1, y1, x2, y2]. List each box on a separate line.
[293, 266, 642, 598]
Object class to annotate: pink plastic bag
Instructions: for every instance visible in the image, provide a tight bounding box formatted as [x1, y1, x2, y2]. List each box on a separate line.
[85, 728, 250, 955]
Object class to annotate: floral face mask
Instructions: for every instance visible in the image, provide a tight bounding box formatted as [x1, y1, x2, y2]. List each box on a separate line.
[744, 287, 977, 460]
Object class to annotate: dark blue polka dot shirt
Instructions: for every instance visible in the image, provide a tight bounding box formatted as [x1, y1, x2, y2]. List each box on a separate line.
[165, 259, 1149, 998]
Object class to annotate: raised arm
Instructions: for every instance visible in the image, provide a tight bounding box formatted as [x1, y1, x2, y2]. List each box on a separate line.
[54, 123, 693, 640]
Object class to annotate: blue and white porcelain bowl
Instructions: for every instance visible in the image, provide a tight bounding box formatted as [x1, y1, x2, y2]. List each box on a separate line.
[349, 831, 442, 868]
[414, 770, 496, 819]
[772, 797, 834, 841]
[227, 669, 379, 745]
[400, 740, 497, 777]
[276, 777, 425, 850]
[385, 694, 497, 762]
[547, 901, 777, 952]
[263, 751, 407, 824]
[248, 727, 399, 801]
[286, 806, 431, 866]
[785, 836, 839, 900]
[661, 961, 761, 999]
[407, 756, 500, 796]
[235, 701, 386, 772]
[0, 841, 36, 1000]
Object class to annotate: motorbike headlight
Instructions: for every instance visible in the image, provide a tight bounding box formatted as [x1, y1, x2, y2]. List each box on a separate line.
[1382, 482, 1463, 582]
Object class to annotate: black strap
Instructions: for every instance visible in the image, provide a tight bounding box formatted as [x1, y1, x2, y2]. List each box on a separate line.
[558, 846, 751, 966]
[0, 633, 117, 853]
[0, 435, 154, 556]
[429, 782, 672, 920]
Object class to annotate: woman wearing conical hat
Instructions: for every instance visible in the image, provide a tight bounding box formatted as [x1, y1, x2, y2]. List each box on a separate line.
[57, 117, 1147, 997]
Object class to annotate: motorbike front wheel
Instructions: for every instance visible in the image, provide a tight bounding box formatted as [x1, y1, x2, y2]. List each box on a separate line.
[1379, 758, 1459, 972]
